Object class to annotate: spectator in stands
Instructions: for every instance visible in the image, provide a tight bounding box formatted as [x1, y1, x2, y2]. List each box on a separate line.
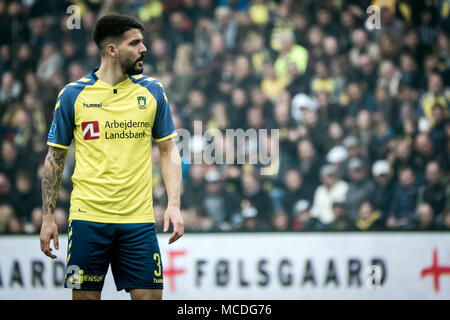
[14, 43, 36, 81]
[0, 71, 21, 103]
[295, 139, 323, 194]
[374, 84, 400, 132]
[274, 31, 308, 82]
[355, 201, 384, 231]
[310, 59, 337, 103]
[286, 61, 310, 97]
[391, 139, 415, 180]
[271, 210, 290, 231]
[435, 32, 450, 70]
[183, 89, 207, 127]
[228, 87, 249, 129]
[11, 169, 39, 226]
[203, 169, 239, 231]
[182, 164, 206, 210]
[311, 164, 349, 225]
[148, 37, 172, 75]
[419, 72, 450, 125]
[378, 34, 401, 61]
[261, 61, 288, 100]
[348, 28, 379, 67]
[325, 123, 345, 151]
[0, 140, 19, 182]
[406, 203, 439, 230]
[412, 132, 444, 179]
[325, 201, 355, 231]
[345, 81, 376, 119]
[269, 1, 294, 53]
[417, 161, 450, 217]
[349, 53, 378, 95]
[387, 167, 419, 229]
[370, 120, 393, 161]
[396, 81, 419, 128]
[241, 169, 273, 230]
[345, 158, 376, 220]
[291, 199, 323, 231]
[233, 55, 260, 91]
[355, 109, 372, 147]
[325, 145, 348, 179]
[429, 104, 449, 154]
[342, 135, 365, 165]
[282, 168, 313, 217]
[417, 7, 439, 48]
[315, 7, 339, 38]
[316, 90, 345, 125]
[238, 201, 261, 232]
[68, 62, 87, 82]
[6, 214, 22, 234]
[399, 52, 426, 90]
[36, 42, 63, 81]
[377, 60, 402, 97]
[61, 39, 77, 70]
[214, 6, 237, 50]
[371, 160, 396, 220]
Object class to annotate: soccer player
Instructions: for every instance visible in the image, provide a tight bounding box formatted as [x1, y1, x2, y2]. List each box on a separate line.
[39, 14, 184, 300]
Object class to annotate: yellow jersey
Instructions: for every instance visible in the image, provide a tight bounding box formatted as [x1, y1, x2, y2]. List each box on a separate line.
[47, 71, 177, 223]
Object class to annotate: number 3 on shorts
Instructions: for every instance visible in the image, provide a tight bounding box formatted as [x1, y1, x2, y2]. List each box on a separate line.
[153, 253, 161, 277]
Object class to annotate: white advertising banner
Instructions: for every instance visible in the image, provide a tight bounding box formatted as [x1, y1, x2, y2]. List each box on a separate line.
[0, 233, 449, 300]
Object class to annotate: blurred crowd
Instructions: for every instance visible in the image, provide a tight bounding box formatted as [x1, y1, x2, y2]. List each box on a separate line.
[0, 0, 449, 234]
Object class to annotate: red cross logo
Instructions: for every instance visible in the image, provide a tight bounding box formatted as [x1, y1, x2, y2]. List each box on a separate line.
[421, 248, 450, 292]
[163, 250, 186, 292]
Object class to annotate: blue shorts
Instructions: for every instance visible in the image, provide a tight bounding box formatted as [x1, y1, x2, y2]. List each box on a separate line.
[64, 220, 163, 291]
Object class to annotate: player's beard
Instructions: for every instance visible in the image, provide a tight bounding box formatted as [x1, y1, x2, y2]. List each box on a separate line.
[120, 54, 145, 75]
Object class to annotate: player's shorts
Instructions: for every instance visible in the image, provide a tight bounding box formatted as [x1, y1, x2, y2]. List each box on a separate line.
[64, 220, 163, 291]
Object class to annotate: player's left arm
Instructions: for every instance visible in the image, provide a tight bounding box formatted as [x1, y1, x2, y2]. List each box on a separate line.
[157, 138, 184, 244]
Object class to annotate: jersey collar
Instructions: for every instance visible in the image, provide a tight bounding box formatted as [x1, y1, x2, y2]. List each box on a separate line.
[91, 69, 133, 88]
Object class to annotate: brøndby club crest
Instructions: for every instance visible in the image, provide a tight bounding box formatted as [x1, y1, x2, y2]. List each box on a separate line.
[137, 96, 147, 109]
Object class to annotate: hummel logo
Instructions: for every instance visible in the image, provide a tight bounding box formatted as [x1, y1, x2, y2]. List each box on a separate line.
[83, 102, 102, 108]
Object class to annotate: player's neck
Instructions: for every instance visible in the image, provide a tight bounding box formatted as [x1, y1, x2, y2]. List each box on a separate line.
[95, 62, 128, 86]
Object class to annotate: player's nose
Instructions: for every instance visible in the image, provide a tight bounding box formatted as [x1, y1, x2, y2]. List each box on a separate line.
[139, 43, 147, 54]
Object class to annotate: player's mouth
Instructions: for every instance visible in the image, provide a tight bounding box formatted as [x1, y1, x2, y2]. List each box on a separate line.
[136, 55, 145, 64]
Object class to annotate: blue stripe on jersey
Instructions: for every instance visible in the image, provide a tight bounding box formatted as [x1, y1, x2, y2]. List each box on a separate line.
[48, 74, 97, 147]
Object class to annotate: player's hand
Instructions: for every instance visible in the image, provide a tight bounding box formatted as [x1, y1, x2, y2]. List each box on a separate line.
[40, 215, 59, 259]
[164, 206, 184, 244]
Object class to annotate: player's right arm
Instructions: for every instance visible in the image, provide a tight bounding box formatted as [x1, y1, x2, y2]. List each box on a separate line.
[40, 146, 68, 259]
[40, 84, 75, 259]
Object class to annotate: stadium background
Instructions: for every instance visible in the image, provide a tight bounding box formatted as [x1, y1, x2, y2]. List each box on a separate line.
[0, 0, 449, 299]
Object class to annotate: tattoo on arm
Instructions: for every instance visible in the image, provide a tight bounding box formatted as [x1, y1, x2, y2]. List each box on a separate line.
[42, 146, 68, 216]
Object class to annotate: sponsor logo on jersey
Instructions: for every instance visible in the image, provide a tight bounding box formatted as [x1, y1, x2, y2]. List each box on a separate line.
[103, 120, 151, 140]
[83, 102, 102, 108]
[81, 121, 100, 140]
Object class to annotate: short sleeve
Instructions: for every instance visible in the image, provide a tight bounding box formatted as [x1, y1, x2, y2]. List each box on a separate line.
[47, 88, 75, 149]
[152, 83, 177, 142]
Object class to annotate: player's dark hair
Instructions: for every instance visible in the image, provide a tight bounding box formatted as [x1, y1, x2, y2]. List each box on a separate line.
[93, 14, 144, 53]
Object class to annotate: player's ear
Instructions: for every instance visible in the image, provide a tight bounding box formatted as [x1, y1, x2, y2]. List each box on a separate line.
[106, 43, 118, 58]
